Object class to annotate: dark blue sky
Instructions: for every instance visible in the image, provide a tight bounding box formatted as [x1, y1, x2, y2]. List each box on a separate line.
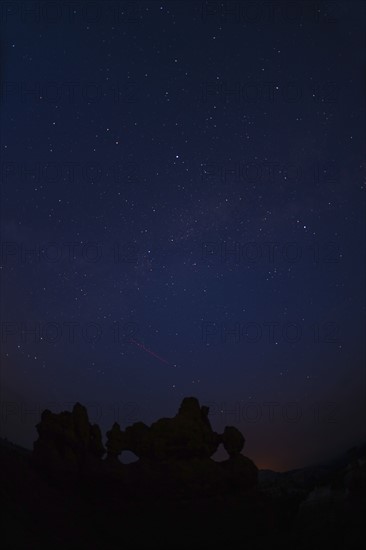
[1, 0, 365, 471]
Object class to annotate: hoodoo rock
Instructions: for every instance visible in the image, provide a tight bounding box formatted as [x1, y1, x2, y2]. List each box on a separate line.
[33, 402, 105, 473]
[33, 397, 258, 496]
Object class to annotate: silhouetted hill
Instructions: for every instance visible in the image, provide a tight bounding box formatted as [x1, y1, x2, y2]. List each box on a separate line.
[0, 436, 31, 455]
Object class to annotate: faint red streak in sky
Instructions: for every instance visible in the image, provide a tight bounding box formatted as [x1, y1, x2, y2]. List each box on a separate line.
[130, 338, 173, 366]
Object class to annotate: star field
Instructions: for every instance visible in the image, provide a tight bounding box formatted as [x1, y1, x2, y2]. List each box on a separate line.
[0, 0, 365, 471]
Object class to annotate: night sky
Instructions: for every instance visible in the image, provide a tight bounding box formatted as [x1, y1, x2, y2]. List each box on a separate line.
[1, 0, 365, 471]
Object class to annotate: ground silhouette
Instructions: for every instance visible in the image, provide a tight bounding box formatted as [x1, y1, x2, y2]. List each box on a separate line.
[1, 397, 365, 549]
[33, 396, 258, 497]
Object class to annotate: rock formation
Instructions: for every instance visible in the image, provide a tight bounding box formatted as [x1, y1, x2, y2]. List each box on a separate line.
[33, 396, 258, 496]
[105, 422, 125, 463]
[122, 396, 222, 461]
[33, 402, 105, 474]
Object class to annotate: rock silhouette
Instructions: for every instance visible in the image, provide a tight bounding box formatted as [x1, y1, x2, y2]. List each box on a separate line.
[33, 402, 105, 474]
[3, 428, 365, 548]
[33, 396, 258, 496]
[123, 396, 222, 460]
[220, 425, 258, 490]
[222, 425, 245, 457]
[106, 421, 125, 463]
